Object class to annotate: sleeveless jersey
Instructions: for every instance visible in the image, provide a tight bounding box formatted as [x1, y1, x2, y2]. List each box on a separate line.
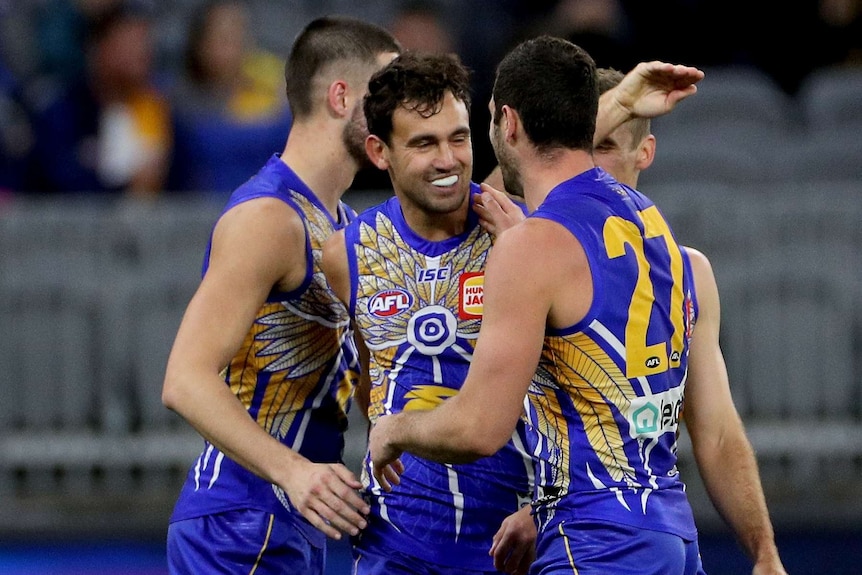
[169, 154, 361, 547]
[526, 168, 699, 540]
[345, 184, 534, 570]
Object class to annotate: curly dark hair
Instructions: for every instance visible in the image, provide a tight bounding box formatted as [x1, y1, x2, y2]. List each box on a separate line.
[364, 51, 472, 145]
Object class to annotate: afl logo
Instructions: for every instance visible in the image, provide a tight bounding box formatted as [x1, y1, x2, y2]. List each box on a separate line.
[369, 289, 413, 318]
[645, 356, 662, 369]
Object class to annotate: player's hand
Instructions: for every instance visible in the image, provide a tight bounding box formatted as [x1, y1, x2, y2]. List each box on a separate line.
[368, 414, 406, 492]
[612, 61, 705, 119]
[281, 459, 369, 540]
[473, 183, 526, 236]
[490, 505, 537, 575]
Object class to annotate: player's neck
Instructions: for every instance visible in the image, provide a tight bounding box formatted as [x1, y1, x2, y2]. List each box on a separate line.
[280, 121, 358, 216]
[398, 196, 471, 242]
[522, 150, 595, 211]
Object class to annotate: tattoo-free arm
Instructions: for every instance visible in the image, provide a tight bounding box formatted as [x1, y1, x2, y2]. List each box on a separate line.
[683, 247, 787, 574]
[369, 220, 562, 483]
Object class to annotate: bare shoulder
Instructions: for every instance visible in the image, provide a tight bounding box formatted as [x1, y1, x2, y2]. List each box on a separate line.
[490, 217, 591, 327]
[683, 245, 711, 271]
[682, 245, 720, 329]
[210, 197, 307, 290]
[215, 196, 304, 242]
[682, 246, 716, 290]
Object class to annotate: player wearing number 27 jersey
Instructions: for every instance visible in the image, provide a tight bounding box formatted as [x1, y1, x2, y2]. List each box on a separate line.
[524, 167, 702, 571]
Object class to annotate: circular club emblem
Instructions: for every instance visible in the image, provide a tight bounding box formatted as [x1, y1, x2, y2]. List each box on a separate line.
[406, 305, 457, 355]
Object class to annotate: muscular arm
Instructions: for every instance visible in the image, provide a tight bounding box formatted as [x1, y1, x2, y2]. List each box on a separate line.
[162, 199, 368, 539]
[162, 199, 308, 482]
[369, 219, 589, 485]
[682, 247, 787, 575]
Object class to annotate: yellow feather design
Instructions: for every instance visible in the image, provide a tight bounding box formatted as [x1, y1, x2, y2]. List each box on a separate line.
[543, 332, 638, 484]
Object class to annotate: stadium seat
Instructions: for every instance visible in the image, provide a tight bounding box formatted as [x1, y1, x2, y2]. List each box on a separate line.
[798, 64, 862, 132]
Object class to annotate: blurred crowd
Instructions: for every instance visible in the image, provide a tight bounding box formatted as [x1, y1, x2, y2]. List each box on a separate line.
[1, 0, 860, 199]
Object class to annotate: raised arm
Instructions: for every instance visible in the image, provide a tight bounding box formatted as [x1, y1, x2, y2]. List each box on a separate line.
[682, 247, 787, 575]
[484, 60, 704, 197]
[595, 61, 704, 144]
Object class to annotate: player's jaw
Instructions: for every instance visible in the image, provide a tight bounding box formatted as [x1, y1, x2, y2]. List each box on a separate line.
[397, 168, 470, 215]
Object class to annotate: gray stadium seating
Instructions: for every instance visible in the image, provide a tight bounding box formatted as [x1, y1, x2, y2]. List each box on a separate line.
[1, 62, 861, 535]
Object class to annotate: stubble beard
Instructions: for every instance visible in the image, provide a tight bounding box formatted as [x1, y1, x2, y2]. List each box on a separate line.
[492, 127, 523, 197]
[343, 105, 374, 170]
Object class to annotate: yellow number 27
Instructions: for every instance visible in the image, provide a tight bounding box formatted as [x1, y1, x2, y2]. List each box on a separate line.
[603, 205, 685, 379]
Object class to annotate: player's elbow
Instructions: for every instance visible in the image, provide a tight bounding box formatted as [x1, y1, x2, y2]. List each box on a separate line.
[161, 365, 187, 413]
[161, 378, 179, 412]
[464, 426, 511, 459]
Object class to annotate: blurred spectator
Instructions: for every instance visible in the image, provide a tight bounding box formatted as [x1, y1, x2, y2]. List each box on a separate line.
[165, 0, 292, 196]
[34, 0, 125, 85]
[389, 0, 454, 53]
[621, 0, 862, 94]
[0, 62, 34, 196]
[819, 0, 862, 64]
[735, 0, 862, 93]
[523, 0, 638, 71]
[26, 2, 172, 197]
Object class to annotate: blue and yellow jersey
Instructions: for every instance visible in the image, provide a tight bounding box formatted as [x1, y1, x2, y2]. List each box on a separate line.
[345, 183, 534, 570]
[527, 168, 698, 540]
[170, 155, 360, 545]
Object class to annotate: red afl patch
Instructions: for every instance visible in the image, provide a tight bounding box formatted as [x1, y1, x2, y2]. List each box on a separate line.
[369, 289, 413, 317]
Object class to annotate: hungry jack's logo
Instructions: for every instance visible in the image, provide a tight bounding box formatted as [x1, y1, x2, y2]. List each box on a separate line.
[459, 272, 484, 319]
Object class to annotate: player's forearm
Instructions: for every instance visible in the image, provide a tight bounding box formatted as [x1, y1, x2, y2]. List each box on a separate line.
[595, 89, 632, 145]
[694, 426, 781, 565]
[392, 402, 503, 464]
[163, 372, 300, 484]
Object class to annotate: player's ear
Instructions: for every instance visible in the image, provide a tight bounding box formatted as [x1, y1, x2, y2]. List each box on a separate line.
[365, 135, 390, 170]
[637, 134, 656, 170]
[326, 79, 350, 118]
[501, 105, 520, 143]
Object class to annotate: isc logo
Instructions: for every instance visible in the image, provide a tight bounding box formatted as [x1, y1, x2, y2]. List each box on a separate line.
[368, 289, 413, 317]
[418, 266, 450, 282]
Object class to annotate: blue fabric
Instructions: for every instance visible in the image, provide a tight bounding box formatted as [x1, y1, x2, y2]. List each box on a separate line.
[531, 519, 706, 575]
[167, 509, 325, 575]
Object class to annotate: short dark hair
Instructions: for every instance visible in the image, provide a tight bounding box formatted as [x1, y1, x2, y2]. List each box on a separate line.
[285, 16, 402, 119]
[493, 36, 597, 153]
[597, 67, 650, 147]
[364, 52, 472, 145]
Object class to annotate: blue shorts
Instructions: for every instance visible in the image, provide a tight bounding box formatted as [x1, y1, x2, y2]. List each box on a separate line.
[351, 530, 501, 575]
[167, 509, 325, 575]
[531, 520, 707, 575]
